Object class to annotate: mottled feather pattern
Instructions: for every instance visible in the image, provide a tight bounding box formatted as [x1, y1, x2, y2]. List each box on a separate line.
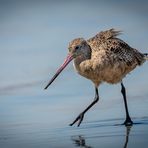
[69, 28, 147, 86]
[45, 28, 147, 127]
[96, 28, 122, 40]
[87, 28, 122, 51]
[88, 29, 145, 67]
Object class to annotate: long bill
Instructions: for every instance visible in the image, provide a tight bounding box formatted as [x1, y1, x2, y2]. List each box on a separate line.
[44, 54, 73, 89]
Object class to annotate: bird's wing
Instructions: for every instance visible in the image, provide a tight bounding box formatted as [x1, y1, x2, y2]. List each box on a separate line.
[87, 28, 122, 50]
[104, 38, 144, 66]
[96, 28, 122, 40]
[87, 28, 144, 66]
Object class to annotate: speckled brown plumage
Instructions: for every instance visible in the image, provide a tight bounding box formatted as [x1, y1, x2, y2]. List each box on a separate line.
[45, 28, 148, 127]
[69, 28, 146, 86]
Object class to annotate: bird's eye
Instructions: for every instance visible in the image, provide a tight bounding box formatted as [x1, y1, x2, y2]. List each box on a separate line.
[75, 46, 79, 50]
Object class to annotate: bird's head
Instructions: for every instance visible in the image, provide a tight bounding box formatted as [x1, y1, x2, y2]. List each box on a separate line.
[44, 38, 91, 89]
[68, 38, 91, 59]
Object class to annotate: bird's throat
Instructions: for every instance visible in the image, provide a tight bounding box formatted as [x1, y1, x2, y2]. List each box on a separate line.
[74, 54, 90, 65]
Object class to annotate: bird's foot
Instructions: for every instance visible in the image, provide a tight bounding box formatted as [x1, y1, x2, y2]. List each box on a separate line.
[124, 117, 133, 126]
[69, 113, 84, 127]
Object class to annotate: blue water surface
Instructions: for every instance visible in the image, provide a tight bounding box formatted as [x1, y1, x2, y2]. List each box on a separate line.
[0, 0, 148, 148]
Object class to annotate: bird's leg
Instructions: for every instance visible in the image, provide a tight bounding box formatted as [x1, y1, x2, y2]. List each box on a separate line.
[121, 82, 133, 126]
[70, 86, 99, 127]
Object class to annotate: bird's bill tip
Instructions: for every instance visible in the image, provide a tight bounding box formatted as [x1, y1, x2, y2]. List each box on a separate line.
[44, 54, 73, 89]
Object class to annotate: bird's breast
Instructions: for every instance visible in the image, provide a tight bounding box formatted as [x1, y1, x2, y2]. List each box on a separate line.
[73, 57, 102, 86]
[73, 51, 138, 86]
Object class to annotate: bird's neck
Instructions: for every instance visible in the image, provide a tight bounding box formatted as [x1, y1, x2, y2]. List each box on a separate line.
[74, 53, 91, 65]
[73, 53, 91, 75]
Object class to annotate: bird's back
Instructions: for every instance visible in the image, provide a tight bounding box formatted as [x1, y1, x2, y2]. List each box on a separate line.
[81, 29, 146, 85]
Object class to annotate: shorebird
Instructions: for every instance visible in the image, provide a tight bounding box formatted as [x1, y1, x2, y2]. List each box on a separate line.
[45, 28, 148, 126]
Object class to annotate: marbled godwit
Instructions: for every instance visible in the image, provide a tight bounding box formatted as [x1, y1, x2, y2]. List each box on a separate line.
[45, 28, 148, 126]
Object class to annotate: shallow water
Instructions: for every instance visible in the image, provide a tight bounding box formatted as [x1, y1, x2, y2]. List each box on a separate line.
[0, 0, 148, 148]
[0, 94, 148, 148]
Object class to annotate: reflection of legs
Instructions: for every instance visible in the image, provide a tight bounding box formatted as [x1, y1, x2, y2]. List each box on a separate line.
[70, 86, 99, 127]
[72, 136, 92, 148]
[121, 82, 133, 126]
[124, 126, 132, 148]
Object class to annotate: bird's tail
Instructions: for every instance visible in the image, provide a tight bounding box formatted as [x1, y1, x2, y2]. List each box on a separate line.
[143, 53, 148, 60]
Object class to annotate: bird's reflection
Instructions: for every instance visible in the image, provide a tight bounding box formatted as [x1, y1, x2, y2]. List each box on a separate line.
[71, 135, 92, 148]
[71, 125, 132, 148]
[124, 125, 132, 148]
